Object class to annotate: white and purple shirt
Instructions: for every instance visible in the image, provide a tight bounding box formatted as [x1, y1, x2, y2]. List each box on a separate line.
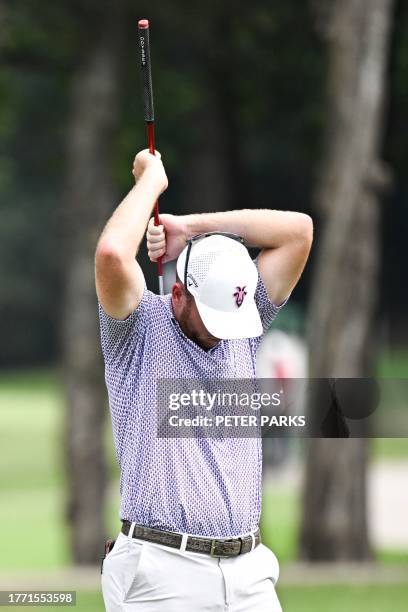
[98, 259, 287, 538]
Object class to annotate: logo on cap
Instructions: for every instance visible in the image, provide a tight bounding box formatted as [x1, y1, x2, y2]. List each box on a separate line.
[234, 286, 247, 307]
[187, 273, 198, 288]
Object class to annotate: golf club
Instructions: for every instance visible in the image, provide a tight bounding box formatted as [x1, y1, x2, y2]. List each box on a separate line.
[137, 18, 164, 295]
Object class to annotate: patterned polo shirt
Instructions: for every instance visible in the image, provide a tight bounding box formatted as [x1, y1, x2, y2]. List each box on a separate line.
[98, 259, 287, 538]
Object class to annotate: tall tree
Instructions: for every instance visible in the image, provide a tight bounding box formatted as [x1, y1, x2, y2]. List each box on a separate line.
[300, 0, 394, 560]
[61, 3, 124, 563]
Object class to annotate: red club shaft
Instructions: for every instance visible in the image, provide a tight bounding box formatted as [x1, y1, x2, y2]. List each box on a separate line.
[146, 121, 163, 277]
[138, 18, 163, 292]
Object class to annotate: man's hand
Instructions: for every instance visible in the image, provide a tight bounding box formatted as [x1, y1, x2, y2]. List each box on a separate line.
[147, 209, 313, 304]
[95, 149, 169, 320]
[146, 213, 188, 264]
[132, 149, 168, 194]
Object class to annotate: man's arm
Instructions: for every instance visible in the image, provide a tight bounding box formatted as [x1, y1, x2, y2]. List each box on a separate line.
[146, 209, 313, 305]
[95, 149, 168, 320]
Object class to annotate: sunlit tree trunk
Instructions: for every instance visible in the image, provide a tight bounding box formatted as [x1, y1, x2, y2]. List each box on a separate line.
[300, 0, 394, 560]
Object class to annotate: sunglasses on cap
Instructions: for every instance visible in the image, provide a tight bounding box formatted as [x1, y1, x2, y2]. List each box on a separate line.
[184, 231, 245, 295]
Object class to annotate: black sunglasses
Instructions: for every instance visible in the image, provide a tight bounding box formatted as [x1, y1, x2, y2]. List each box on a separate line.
[183, 231, 245, 295]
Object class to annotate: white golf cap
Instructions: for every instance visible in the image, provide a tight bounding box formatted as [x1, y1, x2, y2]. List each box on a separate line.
[176, 234, 262, 340]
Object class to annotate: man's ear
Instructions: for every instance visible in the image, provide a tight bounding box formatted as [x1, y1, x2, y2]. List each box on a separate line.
[171, 281, 184, 305]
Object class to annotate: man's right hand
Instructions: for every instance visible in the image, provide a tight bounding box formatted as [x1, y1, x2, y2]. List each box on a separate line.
[146, 214, 188, 264]
[132, 149, 168, 194]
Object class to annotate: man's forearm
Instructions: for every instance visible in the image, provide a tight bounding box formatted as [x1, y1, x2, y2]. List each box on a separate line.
[97, 169, 163, 259]
[184, 209, 312, 250]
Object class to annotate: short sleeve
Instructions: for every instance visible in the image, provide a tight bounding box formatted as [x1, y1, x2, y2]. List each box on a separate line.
[253, 257, 290, 333]
[98, 284, 153, 367]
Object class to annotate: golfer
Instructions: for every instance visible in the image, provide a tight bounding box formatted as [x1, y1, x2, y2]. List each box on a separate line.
[96, 149, 313, 611]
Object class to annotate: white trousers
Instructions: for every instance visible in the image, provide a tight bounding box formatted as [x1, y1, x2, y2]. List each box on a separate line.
[101, 529, 282, 611]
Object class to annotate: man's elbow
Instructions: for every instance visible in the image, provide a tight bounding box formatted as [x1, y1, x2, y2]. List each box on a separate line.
[95, 239, 128, 270]
[285, 212, 313, 251]
[297, 213, 313, 249]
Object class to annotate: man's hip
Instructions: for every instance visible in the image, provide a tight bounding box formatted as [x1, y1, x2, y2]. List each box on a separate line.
[101, 526, 281, 612]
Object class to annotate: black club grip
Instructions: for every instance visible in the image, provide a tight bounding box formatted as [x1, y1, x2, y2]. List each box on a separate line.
[138, 20, 154, 122]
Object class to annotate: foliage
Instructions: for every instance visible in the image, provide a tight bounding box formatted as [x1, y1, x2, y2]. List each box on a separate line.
[0, 1, 407, 365]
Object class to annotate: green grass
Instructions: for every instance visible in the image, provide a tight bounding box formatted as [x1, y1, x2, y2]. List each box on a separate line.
[261, 489, 299, 563]
[0, 368, 120, 569]
[377, 549, 408, 564]
[277, 584, 408, 612]
[377, 350, 408, 378]
[0, 487, 70, 568]
[74, 592, 105, 611]
[371, 438, 408, 459]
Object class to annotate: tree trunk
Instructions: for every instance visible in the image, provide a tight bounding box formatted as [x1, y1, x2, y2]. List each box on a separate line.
[61, 11, 124, 564]
[300, 0, 394, 560]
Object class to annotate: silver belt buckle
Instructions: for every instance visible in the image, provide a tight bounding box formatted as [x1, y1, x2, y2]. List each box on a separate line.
[210, 538, 236, 558]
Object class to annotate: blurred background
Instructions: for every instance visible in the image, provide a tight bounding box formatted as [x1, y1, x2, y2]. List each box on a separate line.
[0, 0, 407, 610]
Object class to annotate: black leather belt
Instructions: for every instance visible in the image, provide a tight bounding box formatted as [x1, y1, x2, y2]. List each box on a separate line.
[121, 520, 261, 558]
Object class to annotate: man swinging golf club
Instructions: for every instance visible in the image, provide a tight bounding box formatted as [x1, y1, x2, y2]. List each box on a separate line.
[96, 149, 313, 611]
